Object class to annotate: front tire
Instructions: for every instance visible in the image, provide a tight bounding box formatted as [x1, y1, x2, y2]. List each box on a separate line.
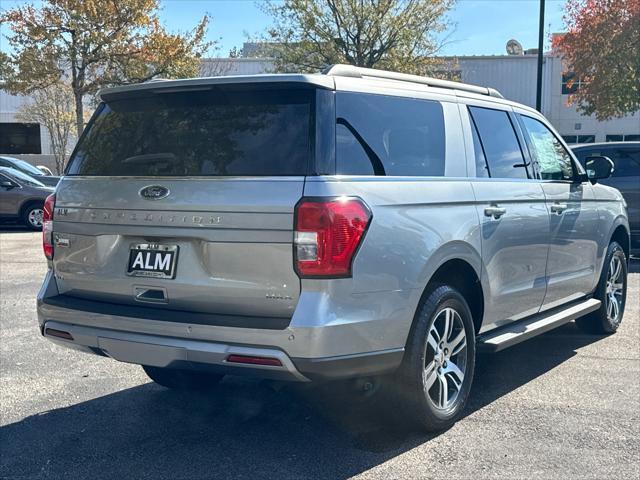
[396, 285, 476, 431]
[576, 241, 627, 334]
[142, 365, 224, 391]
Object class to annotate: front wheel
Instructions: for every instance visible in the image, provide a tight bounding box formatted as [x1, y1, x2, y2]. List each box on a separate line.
[142, 365, 224, 391]
[396, 285, 476, 431]
[576, 241, 627, 334]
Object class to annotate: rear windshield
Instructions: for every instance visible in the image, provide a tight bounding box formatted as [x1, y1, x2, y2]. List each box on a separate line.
[67, 87, 314, 176]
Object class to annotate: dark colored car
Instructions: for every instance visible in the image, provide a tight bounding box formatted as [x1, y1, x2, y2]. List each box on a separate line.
[0, 167, 55, 230]
[572, 142, 640, 253]
[0, 156, 60, 187]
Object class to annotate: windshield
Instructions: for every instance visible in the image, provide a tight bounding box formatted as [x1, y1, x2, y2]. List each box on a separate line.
[2, 157, 44, 177]
[1, 168, 46, 187]
[67, 86, 315, 177]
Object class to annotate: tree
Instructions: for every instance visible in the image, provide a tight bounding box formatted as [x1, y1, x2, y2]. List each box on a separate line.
[262, 0, 454, 75]
[552, 0, 640, 120]
[1, 0, 213, 136]
[16, 82, 78, 174]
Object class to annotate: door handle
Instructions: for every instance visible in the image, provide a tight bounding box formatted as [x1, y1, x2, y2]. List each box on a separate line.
[550, 203, 568, 214]
[484, 205, 507, 219]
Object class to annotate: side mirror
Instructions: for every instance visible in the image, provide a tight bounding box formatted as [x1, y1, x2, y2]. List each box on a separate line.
[0, 180, 16, 189]
[585, 156, 614, 184]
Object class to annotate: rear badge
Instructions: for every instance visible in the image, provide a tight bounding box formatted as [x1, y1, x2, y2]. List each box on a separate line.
[139, 185, 170, 200]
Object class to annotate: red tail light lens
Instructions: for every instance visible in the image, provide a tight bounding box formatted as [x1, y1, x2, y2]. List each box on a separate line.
[294, 197, 371, 277]
[43, 193, 55, 260]
[226, 355, 283, 367]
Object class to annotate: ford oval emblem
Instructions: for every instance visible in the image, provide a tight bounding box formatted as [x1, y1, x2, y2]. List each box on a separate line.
[139, 185, 170, 200]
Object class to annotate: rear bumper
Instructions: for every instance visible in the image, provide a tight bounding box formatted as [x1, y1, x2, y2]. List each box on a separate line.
[42, 320, 311, 381]
[37, 271, 407, 381]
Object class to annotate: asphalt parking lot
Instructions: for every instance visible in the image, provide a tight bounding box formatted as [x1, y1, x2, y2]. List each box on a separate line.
[1, 229, 638, 480]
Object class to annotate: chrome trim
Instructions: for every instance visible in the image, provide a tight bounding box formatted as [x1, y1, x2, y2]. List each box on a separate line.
[139, 185, 170, 200]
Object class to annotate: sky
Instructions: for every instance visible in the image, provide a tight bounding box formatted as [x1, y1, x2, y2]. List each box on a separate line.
[1, 0, 567, 57]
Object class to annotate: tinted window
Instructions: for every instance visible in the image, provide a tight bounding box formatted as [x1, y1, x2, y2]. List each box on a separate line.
[0, 123, 41, 154]
[575, 148, 640, 178]
[578, 134, 595, 143]
[0, 157, 44, 177]
[470, 118, 489, 177]
[336, 124, 375, 175]
[336, 92, 445, 176]
[0, 168, 45, 187]
[67, 88, 313, 176]
[520, 115, 575, 181]
[468, 107, 528, 179]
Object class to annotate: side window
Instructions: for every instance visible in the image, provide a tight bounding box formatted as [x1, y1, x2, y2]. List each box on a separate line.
[336, 92, 446, 176]
[469, 117, 489, 177]
[468, 106, 528, 179]
[519, 115, 575, 181]
[336, 123, 375, 175]
[610, 149, 640, 177]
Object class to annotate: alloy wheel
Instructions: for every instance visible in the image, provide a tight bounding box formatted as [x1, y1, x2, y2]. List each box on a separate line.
[28, 208, 44, 228]
[423, 307, 467, 411]
[605, 255, 624, 324]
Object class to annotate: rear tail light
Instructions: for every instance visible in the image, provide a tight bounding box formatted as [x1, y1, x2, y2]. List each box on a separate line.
[43, 193, 55, 260]
[294, 197, 371, 278]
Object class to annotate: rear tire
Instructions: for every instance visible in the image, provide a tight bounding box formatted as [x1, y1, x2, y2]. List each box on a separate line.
[395, 285, 476, 431]
[142, 365, 224, 391]
[576, 241, 627, 334]
[21, 203, 44, 230]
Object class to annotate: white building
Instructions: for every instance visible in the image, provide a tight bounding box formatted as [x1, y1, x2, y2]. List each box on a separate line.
[457, 54, 639, 143]
[1, 48, 638, 163]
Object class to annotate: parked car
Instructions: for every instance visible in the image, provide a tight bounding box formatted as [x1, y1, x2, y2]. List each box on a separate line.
[37, 66, 630, 431]
[0, 167, 56, 229]
[0, 156, 60, 187]
[37, 165, 55, 176]
[571, 142, 639, 254]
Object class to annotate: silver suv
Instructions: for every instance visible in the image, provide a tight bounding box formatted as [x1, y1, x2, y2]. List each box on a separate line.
[37, 66, 630, 431]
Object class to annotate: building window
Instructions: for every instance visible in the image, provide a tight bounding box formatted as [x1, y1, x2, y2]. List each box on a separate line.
[606, 135, 624, 142]
[561, 72, 587, 94]
[625, 134, 640, 141]
[0, 123, 42, 154]
[562, 135, 578, 144]
[577, 135, 595, 143]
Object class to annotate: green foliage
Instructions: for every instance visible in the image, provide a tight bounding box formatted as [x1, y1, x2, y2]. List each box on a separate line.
[553, 0, 640, 120]
[262, 0, 454, 75]
[1, 0, 213, 135]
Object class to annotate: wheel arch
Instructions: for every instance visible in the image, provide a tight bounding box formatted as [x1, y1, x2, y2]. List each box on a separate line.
[610, 223, 630, 262]
[412, 243, 485, 337]
[18, 198, 45, 220]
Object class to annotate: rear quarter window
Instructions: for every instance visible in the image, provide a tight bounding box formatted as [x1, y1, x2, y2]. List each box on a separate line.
[67, 87, 314, 177]
[335, 92, 446, 176]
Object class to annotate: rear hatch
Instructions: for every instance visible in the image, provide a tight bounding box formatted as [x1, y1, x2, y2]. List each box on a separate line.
[52, 80, 329, 320]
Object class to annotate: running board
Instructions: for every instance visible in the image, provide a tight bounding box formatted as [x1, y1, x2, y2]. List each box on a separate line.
[477, 298, 601, 353]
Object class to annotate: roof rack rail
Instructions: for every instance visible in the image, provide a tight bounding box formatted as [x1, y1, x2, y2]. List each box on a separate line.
[323, 64, 504, 99]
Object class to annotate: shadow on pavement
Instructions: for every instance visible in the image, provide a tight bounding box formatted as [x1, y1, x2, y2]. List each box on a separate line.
[0, 322, 606, 480]
[0, 223, 34, 233]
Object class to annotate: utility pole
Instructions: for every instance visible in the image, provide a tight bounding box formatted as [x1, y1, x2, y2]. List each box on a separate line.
[536, 0, 546, 112]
